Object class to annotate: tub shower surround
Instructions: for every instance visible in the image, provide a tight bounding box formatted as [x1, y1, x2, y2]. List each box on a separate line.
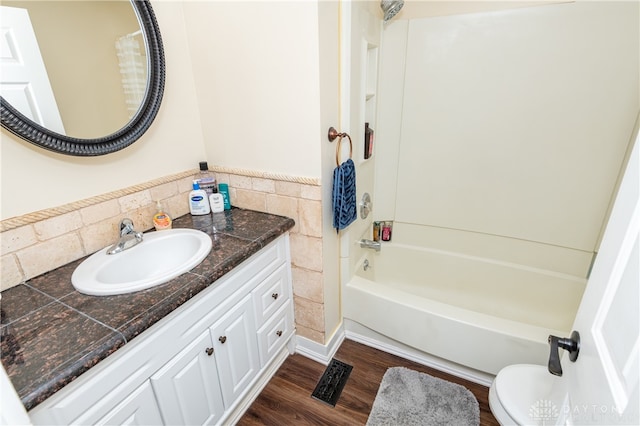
[0, 167, 326, 344]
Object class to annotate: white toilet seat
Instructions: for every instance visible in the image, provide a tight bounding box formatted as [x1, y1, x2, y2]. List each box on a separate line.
[489, 383, 518, 425]
[490, 364, 561, 425]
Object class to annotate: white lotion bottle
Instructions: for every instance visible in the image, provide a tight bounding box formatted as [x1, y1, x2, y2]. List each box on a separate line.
[209, 193, 224, 213]
[189, 181, 211, 215]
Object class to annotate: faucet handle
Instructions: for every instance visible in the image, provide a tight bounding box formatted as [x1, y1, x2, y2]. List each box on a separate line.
[359, 193, 372, 219]
[547, 330, 580, 376]
[119, 218, 135, 236]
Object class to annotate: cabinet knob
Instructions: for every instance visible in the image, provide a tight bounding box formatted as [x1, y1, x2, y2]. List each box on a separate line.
[276, 330, 283, 337]
[219, 336, 227, 344]
[272, 293, 279, 300]
[205, 347, 214, 356]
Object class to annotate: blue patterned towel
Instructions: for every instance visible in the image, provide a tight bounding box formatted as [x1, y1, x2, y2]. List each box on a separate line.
[333, 159, 357, 230]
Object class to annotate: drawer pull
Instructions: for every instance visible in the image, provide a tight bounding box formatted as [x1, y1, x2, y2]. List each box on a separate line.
[219, 336, 227, 344]
[276, 330, 283, 337]
[272, 293, 279, 300]
[205, 347, 214, 356]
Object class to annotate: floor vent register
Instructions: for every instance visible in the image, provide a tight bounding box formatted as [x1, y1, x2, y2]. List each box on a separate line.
[311, 358, 353, 407]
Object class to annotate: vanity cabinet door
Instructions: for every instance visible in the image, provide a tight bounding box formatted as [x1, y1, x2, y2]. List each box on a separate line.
[210, 293, 260, 407]
[252, 264, 291, 327]
[95, 381, 163, 426]
[150, 330, 224, 426]
[256, 301, 294, 366]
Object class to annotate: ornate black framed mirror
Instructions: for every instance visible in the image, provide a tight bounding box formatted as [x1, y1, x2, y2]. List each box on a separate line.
[0, 0, 164, 156]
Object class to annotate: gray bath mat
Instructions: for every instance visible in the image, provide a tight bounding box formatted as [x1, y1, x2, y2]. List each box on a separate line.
[366, 367, 479, 426]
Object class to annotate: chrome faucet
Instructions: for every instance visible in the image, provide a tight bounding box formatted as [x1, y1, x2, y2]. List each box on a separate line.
[359, 239, 381, 252]
[107, 218, 144, 255]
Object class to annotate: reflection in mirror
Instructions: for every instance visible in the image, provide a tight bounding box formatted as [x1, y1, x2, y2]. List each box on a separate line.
[1, 1, 146, 139]
[0, 0, 164, 156]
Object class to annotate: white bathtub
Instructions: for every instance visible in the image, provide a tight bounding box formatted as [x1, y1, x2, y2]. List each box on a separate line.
[343, 242, 586, 376]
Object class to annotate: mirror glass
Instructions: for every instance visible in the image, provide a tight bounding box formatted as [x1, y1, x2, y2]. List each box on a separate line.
[0, 0, 164, 156]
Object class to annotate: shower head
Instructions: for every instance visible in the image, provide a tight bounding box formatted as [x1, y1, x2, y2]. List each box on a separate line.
[381, 0, 404, 22]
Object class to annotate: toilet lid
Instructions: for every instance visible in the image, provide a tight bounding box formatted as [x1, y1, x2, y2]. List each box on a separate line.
[495, 364, 560, 424]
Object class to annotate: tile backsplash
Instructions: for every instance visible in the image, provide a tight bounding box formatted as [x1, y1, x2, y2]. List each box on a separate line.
[1, 167, 326, 344]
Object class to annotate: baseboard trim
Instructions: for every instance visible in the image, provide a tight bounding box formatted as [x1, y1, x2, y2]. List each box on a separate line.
[344, 320, 494, 387]
[293, 321, 494, 387]
[294, 325, 345, 365]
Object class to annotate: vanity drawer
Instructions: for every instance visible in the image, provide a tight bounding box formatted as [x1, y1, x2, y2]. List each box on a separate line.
[252, 264, 291, 327]
[256, 301, 293, 366]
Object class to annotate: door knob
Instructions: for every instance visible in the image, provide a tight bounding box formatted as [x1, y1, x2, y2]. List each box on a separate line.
[205, 347, 214, 356]
[219, 336, 227, 344]
[548, 330, 580, 376]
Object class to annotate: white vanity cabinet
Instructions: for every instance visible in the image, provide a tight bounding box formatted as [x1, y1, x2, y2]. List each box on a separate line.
[253, 264, 295, 365]
[96, 381, 164, 426]
[150, 330, 225, 425]
[28, 234, 294, 426]
[209, 293, 260, 407]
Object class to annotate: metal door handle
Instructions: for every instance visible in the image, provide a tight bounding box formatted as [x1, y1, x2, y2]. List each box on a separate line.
[548, 330, 580, 376]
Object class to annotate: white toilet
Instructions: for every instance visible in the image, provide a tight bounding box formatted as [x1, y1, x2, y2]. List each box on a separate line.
[489, 364, 563, 425]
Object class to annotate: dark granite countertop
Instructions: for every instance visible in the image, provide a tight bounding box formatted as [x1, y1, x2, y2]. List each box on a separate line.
[0, 208, 294, 411]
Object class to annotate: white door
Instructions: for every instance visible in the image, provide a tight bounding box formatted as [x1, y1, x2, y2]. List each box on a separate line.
[0, 6, 65, 134]
[559, 135, 639, 425]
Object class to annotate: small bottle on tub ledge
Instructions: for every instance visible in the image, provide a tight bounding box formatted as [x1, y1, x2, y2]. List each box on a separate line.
[381, 221, 393, 242]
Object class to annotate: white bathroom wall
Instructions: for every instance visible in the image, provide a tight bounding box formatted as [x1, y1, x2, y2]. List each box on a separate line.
[375, 1, 639, 275]
[340, 0, 382, 291]
[317, 0, 342, 341]
[183, 1, 322, 179]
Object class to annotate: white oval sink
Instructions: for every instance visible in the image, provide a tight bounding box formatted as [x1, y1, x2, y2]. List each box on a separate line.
[72, 229, 212, 296]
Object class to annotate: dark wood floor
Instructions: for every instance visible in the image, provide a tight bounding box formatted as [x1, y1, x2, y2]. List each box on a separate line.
[239, 339, 499, 425]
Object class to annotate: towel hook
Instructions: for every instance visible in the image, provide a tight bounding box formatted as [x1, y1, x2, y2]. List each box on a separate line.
[328, 127, 353, 166]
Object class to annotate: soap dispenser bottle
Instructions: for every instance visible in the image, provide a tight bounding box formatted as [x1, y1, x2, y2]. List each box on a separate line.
[189, 181, 211, 215]
[153, 201, 172, 230]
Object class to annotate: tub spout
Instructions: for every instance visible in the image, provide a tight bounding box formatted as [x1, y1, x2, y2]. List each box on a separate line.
[360, 239, 381, 252]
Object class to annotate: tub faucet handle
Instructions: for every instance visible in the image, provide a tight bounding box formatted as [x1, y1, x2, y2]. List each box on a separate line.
[547, 330, 580, 376]
[360, 193, 372, 219]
